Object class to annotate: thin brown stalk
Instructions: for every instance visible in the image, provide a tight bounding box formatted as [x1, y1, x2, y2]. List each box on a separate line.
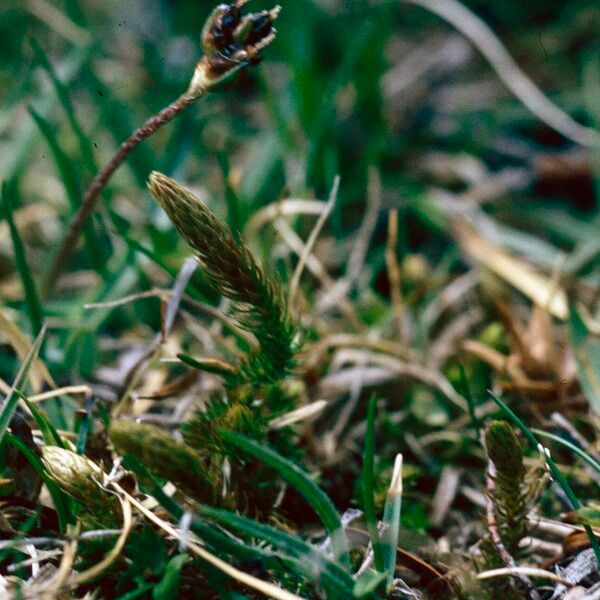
[43, 93, 197, 295]
[385, 209, 409, 343]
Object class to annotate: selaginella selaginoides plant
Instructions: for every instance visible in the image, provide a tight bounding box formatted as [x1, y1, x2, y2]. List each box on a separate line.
[480, 420, 537, 599]
[148, 171, 300, 386]
[41, 446, 121, 526]
[109, 172, 302, 512]
[485, 420, 529, 558]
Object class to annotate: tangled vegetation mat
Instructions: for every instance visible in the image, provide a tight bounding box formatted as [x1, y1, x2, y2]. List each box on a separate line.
[1, 0, 600, 597]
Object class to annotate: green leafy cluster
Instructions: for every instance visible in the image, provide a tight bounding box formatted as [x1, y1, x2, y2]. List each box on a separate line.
[181, 395, 263, 455]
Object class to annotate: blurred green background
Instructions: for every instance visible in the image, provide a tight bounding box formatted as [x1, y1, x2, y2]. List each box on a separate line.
[0, 0, 598, 383]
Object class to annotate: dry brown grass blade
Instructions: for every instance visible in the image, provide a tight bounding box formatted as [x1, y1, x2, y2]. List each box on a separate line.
[26, 0, 90, 45]
[243, 198, 328, 239]
[289, 176, 339, 305]
[0, 377, 10, 396]
[268, 399, 328, 430]
[455, 223, 568, 319]
[402, 0, 600, 147]
[274, 217, 361, 328]
[28, 386, 91, 403]
[45, 526, 79, 597]
[135, 370, 198, 401]
[385, 209, 410, 344]
[320, 348, 467, 411]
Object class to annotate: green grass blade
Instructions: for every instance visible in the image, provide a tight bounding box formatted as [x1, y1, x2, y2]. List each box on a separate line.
[5, 433, 73, 531]
[152, 553, 189, 600]
[1, 179, 44, 333]
[75, 394, 93, 454]
[531, 429, 600, 480]
[30, 38, 98, 176]
[354, 569, 387, 598]
[220, 430, 350, 566]
[569, 308, 600, 413]
[196, 505, 355, 592]
[488, 391, 600, 562]
[124, 453, 352, 595]
[121, 454, 266, 561]
[28, 107, 106, 275]
[197, 504, 311, 557]
[28, 107, 80, 213]
[0, 324, 47, 444]
[83, 68, 154, 187]
[361, 395, 383, 572]
[16, 390, 65, 448]
[304, 22, 375, 185]
[5, 45, 90, 182]
[382, 453, 403, 588]
[459, 364, 480, 432]
[218, 150, 242, 239]
[119, 583, 156, 600]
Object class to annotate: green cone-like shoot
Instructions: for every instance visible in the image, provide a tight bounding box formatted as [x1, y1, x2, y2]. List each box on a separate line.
[485, 420, 528, 556]
[147, 171, 298, 385]
[486, 420, 525, 482]
[109, 420, 214, 503]
[42, 446, 120, 523]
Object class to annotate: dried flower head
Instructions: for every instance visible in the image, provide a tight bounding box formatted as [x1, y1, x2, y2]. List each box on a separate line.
[189, 0, 281, 95]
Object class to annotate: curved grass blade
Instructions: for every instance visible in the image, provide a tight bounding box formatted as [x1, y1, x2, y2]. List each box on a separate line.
[28, 107, 106, 275]
[1, 180, 44, 333]
[152, 553, 189, 600]
[83, 68, 154, 187]
[196, 504, 355, 592]
[569, 308, 600, 413]
[5, 433, 73, 531]
[0, 324, 47, 445]
[221, 430, 350, 566]
[30, 38, 98, 176]
[28, 108, 80, 213]
[531, 429, 600, 480]
[121, 454, 265, 561]
[124, 454, 353, 596]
